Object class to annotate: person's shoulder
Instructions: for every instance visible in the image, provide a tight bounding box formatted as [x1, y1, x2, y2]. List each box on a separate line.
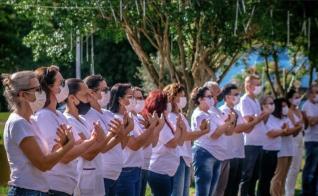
[102, 109, 114, 118]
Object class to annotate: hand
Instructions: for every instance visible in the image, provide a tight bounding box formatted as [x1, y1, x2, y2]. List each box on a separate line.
[54, 124, 75, 147]
[123, 112, 134, 133]
[148, 112, 158, 128]
[176, 114, 186, 133]
[259, 111, 270, 120]
[199, 119, 210, 134]
[108, 118, 123, 135]
[139, 115, 150, 128]
[92, 121, 105, 142]
[156, 113, 165, 132]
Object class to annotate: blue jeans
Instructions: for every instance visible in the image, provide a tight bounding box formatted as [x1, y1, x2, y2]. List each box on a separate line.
[48, 190, 71, 196]
[8, 186, 48, 196]
[104, 178, 117, 196]
[139, 169, 149, 196]
[192, 145, 221, 196]
[115, 167, 141, 196]
[171, 157, 190, 196]
[302, 142, 318, 196]
[148, 171, 173, 196]
[239, 145, 263, 196]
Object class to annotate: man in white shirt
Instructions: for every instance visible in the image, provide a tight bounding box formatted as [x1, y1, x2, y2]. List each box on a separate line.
[237, 75, 269, 196]
[302, 84, 318, 195]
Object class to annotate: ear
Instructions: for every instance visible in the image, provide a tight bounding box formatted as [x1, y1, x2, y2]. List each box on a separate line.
[69, 95, 79, 105]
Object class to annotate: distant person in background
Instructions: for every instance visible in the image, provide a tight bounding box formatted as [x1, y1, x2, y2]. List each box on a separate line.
[285, 89, 304, 196]
[2, 71, 74, 196]
[302, 84, 318, 195]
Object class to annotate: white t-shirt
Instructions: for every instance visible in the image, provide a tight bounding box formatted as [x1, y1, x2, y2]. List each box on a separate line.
[191, 108, 228, 161]
[167, 113, 192, 167]
[4, 113, 49, 192]
[278, 118, 294, 157]
[114, 113, 144, 168]
[149, 122, 180, 176]
[82, 108, 123, 180]
[219, 104, 245, 159]
[135, 114, 152, 170]
[302, 100, 318, 142]
[263, 115, 283, 151]
[291, 112, 304, 156]
[238, 94, 267, 146]
[33, 108, 78, 194]
[64, 113, 105, 196]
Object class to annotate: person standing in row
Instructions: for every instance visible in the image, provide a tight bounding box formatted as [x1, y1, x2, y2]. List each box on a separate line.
[219, 84, 258, 196]
[3, 71, 74, 196]
[163, 83, 209, 196]
[302, 84, 318, 195]
[238, 75, 269, 196]
[34, 66, 88, 196]
[82, 75, 125, 196]
[285, 89, 304, 196]
[191, 86, 235, 196]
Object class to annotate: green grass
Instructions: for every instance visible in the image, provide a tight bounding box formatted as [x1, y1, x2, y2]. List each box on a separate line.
[0, 112, 9, 122]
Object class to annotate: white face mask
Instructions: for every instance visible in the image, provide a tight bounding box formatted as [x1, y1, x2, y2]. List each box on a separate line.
[233, 95, 240, 105]
[291, 98, 301, 106]
[167, 102, 172, 112]
[125, 98, 136, 112]
[204, 97, 214, 109]
[55, 85, 69, 103]
[29, 91, 46, 113]
[134, 100, 145, 113]
[177, 97, 187, 110]
[282, 106, 289, 116]
[253, 86, 262, 95]
[98, 91, 110, 108]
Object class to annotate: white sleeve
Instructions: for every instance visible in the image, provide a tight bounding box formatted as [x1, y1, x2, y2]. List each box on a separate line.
[10, 120, 34, 146]
[240, 99, 255, 117]
[302, 102, 315, 117]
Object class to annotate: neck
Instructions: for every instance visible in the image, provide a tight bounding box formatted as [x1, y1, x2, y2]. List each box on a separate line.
[226, 102, 234, 108]
[198, 105, 208, 113]
[46, 94, 57, 113]
[119, 106, 126, 115]
[15, 103, 32, 121]
[247, 92, 255, 99]
[90, 101, 102, 113]
[310, 98, 317, 104]
[65, 104, 79, 119]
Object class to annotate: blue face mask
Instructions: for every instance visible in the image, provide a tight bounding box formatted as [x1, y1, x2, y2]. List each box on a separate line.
[76, 100, 91, 115]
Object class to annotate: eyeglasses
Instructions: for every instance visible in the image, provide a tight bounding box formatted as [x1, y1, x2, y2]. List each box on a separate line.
[203, 95, 213, 99]
[22, 86, 42, 93]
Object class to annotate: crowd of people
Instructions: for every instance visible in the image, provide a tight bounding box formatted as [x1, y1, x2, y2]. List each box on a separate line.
[2, 65, 318, 196]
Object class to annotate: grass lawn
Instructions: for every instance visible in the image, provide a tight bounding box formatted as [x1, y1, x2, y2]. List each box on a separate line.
[0, 111, 304, 195]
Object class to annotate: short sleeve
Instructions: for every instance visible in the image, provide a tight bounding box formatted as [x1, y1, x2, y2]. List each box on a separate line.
[159, 124, 174, 145]
[10, 120, 35, 146]
[240, 98, 254, 117]
[302, 102, 314, 117]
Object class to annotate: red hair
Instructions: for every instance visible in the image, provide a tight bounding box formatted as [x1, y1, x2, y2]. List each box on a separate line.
[141, 89, 168, 117]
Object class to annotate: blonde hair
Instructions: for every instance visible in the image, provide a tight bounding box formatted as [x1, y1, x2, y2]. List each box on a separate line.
[2, 71, 36, 110]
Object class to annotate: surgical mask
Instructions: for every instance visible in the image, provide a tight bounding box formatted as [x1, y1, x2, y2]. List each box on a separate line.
[233, 95, 240, 105]
[253, 86, 262, 95]
[291, 98, 301, 106]
[167, 103, 172, 112]
[29, 91, 46, 113]
[76, 101, 91, 115]
[135, 100, 145, 113]
[125, 98, 136, 112]
[98, 91, 110, 108]
[204, 97, 214, 109]
[55, 85, 69, 103]
[177, 97, 187, 109]
[282, 106, 289, 116]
